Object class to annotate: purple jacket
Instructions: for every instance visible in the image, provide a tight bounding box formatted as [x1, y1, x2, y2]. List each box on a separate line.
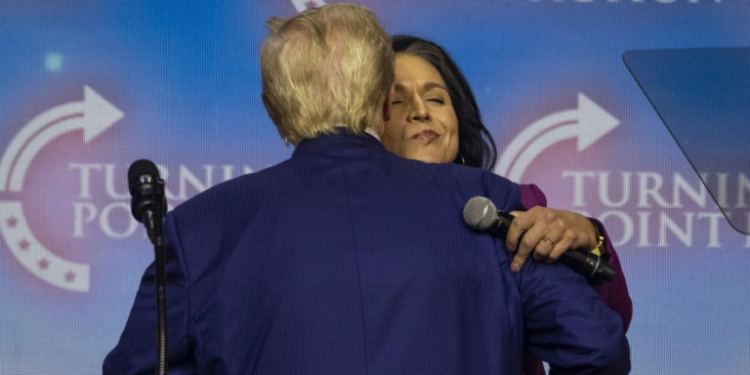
[519, 184, 633, 375]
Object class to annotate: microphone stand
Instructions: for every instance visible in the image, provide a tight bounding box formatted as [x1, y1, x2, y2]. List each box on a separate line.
[142, 179, 168, 375]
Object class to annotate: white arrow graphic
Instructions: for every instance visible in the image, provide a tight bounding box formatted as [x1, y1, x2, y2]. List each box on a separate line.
[495, 93, 619, 182]
[0, 86, 123, 292]
[0, 86, 123, 192]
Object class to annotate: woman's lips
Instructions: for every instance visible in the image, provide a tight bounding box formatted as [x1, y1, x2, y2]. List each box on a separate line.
[413, 129, 439, 143]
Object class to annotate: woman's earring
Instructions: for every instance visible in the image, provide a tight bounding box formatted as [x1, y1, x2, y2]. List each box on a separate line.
[459, 153, 466, 165]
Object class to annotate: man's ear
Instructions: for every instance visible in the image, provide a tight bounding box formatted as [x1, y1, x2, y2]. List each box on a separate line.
[382, 90, 393, 122]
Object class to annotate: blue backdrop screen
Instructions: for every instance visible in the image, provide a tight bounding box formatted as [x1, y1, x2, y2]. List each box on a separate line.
[1, 1, 748, 373]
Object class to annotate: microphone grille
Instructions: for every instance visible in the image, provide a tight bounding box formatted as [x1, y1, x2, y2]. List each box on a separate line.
[462, 196, 498, 231]
[128, 159, 160, 193]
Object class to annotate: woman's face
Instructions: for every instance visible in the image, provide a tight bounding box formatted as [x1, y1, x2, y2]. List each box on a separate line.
[381, 53, 459, 164]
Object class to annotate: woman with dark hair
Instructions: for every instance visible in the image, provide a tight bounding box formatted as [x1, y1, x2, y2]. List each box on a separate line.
[381, 35, 632, 375]
[385, 35, 496, 169]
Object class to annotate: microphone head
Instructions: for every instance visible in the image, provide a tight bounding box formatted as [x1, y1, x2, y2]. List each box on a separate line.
[463, 196, 498, 231]
[128, 159, 160, 194]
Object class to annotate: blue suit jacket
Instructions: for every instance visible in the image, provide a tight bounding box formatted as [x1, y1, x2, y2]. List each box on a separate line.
[104, 132, 629, 375]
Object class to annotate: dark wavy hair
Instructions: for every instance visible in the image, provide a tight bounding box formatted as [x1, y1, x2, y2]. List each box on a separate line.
[391, 35, 497, 170]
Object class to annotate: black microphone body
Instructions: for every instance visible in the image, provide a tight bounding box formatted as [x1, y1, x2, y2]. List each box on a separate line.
[463, 196, 615, 282]
[128, 159, 166, 244]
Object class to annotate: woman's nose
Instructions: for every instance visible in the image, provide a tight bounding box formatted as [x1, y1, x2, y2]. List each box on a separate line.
[409, 98, 429, 122]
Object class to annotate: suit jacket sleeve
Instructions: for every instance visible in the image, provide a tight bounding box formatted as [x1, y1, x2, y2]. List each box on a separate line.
[519, 183, 633, 332]
[514, 258, 631, 375]
[102, 212, 195, 374]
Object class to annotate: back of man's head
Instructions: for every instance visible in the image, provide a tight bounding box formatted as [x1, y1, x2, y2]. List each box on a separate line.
[260, 4, 394, 145]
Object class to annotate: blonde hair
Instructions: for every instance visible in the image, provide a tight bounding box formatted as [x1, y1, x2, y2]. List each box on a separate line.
[260, 4, 394, 145]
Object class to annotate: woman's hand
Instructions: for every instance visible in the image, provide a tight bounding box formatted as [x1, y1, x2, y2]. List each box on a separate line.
[505, 207, 598, 272]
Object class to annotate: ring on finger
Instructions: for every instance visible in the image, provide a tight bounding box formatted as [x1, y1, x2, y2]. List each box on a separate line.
[544, 235, 556, 248]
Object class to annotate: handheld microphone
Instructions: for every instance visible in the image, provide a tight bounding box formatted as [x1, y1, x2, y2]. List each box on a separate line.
[128, 159, 166, 244]
[462, 196, 615, 282]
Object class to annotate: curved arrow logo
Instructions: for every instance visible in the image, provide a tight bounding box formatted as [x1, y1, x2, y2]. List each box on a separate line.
[494, 93, 619, 182]
[0, 86, 123, 292]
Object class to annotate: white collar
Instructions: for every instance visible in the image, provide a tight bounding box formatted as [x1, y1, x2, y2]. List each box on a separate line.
[364, 127, 381, 141]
